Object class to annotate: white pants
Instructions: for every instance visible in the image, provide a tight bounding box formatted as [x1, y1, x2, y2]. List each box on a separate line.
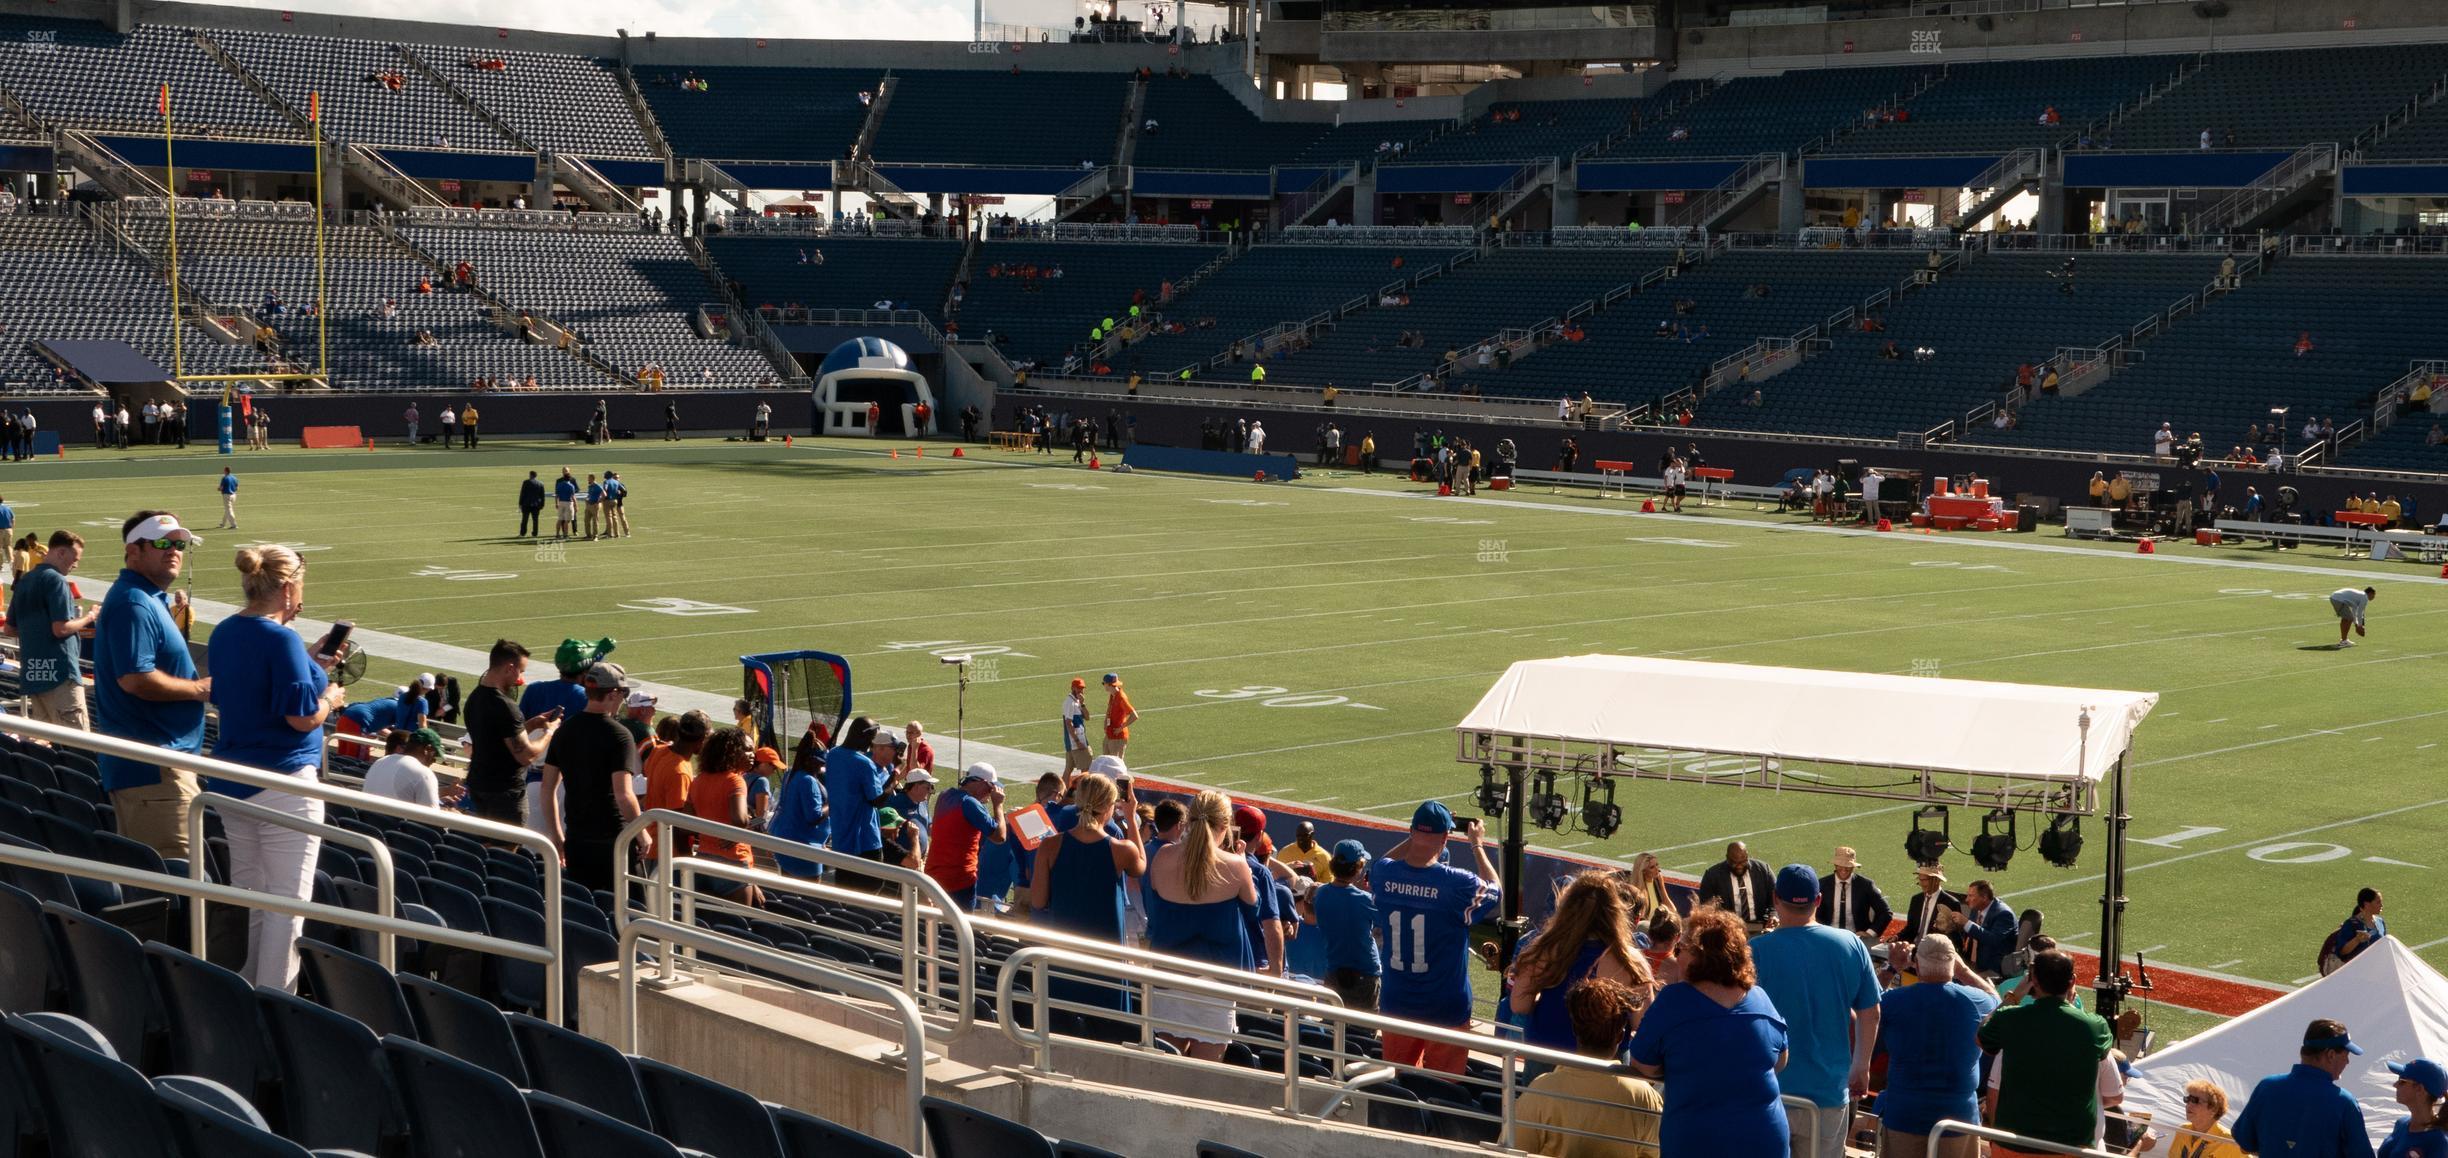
[220, 770, 325, 990]
[222, 493, 238, 527]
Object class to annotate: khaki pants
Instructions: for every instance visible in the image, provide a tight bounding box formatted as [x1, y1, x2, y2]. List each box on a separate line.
[1101, 737, 1128, 757]
[25, 682, 90, 730]
[1063, 747, 1092, 773]
[111, 767, 203, 860]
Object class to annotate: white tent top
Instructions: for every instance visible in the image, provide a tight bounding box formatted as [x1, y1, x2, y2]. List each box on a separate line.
[1456, 656, 2158, 784]
[2126, 937, 2448, 1145]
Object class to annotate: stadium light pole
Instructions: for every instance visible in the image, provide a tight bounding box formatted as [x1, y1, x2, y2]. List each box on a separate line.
[2088, 709, 2135, 1020]
[1496, 757, 1529, 970]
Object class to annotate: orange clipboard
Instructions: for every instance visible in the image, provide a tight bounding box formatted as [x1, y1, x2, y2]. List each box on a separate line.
[1007, 803, 1056, 851]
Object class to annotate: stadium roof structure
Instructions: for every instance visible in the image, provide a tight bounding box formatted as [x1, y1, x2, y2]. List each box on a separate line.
[1456, 654, 2159, 813]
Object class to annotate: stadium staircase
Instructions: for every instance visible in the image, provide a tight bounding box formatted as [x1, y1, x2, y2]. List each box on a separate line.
[1669, 152, 1781, 231]
[53, 130, 170, 199]
[1954, 148, 2046, 230]
[1469, 157, 1556, 233]
[370, 214, 641, 385]
[400, 44, 534, 152]
[854, 74, 896, 163]
[612, 60, 678, 163]
[681, 157, 754, 214]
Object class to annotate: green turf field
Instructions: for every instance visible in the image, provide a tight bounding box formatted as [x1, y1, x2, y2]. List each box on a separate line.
[14, 434, 2444, 1042]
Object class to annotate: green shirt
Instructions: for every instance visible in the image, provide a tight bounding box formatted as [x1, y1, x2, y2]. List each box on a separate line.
[1976, 996, 2113, 1147]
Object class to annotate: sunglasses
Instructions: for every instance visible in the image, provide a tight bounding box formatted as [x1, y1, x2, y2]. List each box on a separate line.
[2183, 1096, 2210, 1106]
[139, 538, 192, 552]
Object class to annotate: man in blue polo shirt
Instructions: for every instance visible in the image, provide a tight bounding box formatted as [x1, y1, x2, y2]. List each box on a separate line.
[553, 468, 579, 540]
[1752, 864, 1882, 1158]
[1313, 838, 1382, 1012]
[1370, 800, 1498, 1074]
[215, 469, 239, 530]
[7, 530, 100, 728]
[2233, 1019, 2378, 1158]
[92, 510, 211, 859]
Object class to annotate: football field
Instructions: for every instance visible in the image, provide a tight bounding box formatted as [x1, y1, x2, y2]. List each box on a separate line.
[15, 434, 2448, 1041]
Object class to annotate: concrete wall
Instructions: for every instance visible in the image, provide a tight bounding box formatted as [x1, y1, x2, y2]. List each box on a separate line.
[1675, 0, 2448, 75]
[995, 390, 2448, 513]
[21, 388, 817, 445]
[1319, 25, 1663, 66]
[579, 966, 1503, 1158]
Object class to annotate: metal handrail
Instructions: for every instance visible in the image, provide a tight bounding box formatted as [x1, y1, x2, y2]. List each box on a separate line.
[0, 840, 553, 975]
[190, 793, 397, 972]
[618, 917, 927, 1154]
[1929, 1120, 2120, 1157]
[613, 808, 976, 1043]
[0, 712, 565, 1021]
[2192, 141, 2336, 234]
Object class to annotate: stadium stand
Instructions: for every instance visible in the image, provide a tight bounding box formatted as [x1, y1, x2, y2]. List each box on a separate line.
[1486, 248, 1928, 404]
[1711, 250, 2227, 439]
[0, 214, 264, 389]
[401, 223, 775, 387]
[120, 212, 618, 391]
[960, 241, 1221, 365]
[868, 69, 1129, 169]
[1822, 55, 2184, 155]
[211, 28, 520, 150]
[2105, 44, 2448, 150]
[1598, 65, 1932, 159]
[0, 16, 296, 137]
[635, 66, 879, 163]
[1987, 256, 2448, 460]
[416, 44, 656, 159]
[1132, 75, 1339, 171]
[1396, 84, 1706, 165]
[706, 235, 968, 319]
[1115, 243, 1475, 374]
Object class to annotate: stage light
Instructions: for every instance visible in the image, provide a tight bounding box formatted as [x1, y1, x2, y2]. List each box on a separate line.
[1904, 805, 1951, 865]
[1530, 770, 1570, 831]
[1970, 808, 2016, 872]
[1579, 776, 1621, 841]
[1474, 765, 1509, 818]
[2039, 813, 2084, 867]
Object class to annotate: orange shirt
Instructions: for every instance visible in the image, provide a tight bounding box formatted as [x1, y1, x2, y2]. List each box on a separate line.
[1104, 687, 1135, 741]
[641, 742, 695, 852]
[688, 771, 753, 866]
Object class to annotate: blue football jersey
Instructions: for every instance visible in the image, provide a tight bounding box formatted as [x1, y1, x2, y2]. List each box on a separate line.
[1368, 856, 1499, 1026]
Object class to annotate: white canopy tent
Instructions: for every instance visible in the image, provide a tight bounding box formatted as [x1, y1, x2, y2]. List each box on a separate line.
[1457, 655, 2158, 793]
[2125, 937, 2448, 1145]
[1456, 655, 2161, 1012]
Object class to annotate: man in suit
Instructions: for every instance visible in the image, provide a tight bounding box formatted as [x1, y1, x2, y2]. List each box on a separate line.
[1816, 845, 1893, 944]
[1697, 841, 1776, 932]
[1896, 865, 1964, 952]
[1958, 879, 2020, 978]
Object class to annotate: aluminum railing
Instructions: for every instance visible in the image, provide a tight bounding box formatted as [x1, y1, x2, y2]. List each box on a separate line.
[613, 808, 975, 1043]
[2291, 233, 2448, 257]
[992, 944, 1828, 1155]
[2192, 142, 2336, 236]
[0, 712, 565, 1021]
[397, 205, 646, 233]
[0, 838, 557, 996]
[189, 793, 398, 971]
[617, 917, 927, 1154]
[1930, 1120, 2120, 1157]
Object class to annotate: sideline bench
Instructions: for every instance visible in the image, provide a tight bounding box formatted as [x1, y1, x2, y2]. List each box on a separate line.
[2212, 518, 2448, 561]
[1511, 467, 1795, 510]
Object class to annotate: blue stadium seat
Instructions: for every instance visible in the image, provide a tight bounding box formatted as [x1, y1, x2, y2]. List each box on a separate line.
[156, 1077, 318, 1158]
[633, 1054, 785, 1158]
[255, 985, 401, 1156]
[382, 1033, 549, 1158]
[398, 973, 527, 1085]
[297, 938, 416, 1041]
[0, 878, 57, 1014]
[4, 1010, 184, 1158]
[526, 1089, 688, 1158]
[483, 897, 550, 1014]
[508, 1010, 652, 1129]
[145, 942, 280, 1115]
[41, 901, 160, 1069]
[921, 1094, 1057, 1158]
[772, 1103, 913, 1158]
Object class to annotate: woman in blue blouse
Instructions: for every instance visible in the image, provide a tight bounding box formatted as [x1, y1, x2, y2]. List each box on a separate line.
[205, 545, 349, 990]
[1626, 905, 1789, 1157]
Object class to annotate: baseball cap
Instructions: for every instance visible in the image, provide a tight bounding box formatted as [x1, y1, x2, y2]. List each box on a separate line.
[1411, 800, 1455, 834]
[405, 727, 444, 751]
[1775, 864, 1820, 905]
[1331, 839, 1370, 866]
[1088, 754, 1129, 778]
[124, 513, 202, 546]
[1102, 672, 1120, 685]
[876, 807, 903, 830]
[578, 661, 628, 694]
[960, 763, 999, 786]
[2389, 1059, 2448, 1099]
[1232, 803, 1267, 842]
[752, 747, 783, 767]
[903, 769, 938, 787]
[624, 691, 659, 710]
[1070, 678, 1086, 690]
[414, 673, 437, 690]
